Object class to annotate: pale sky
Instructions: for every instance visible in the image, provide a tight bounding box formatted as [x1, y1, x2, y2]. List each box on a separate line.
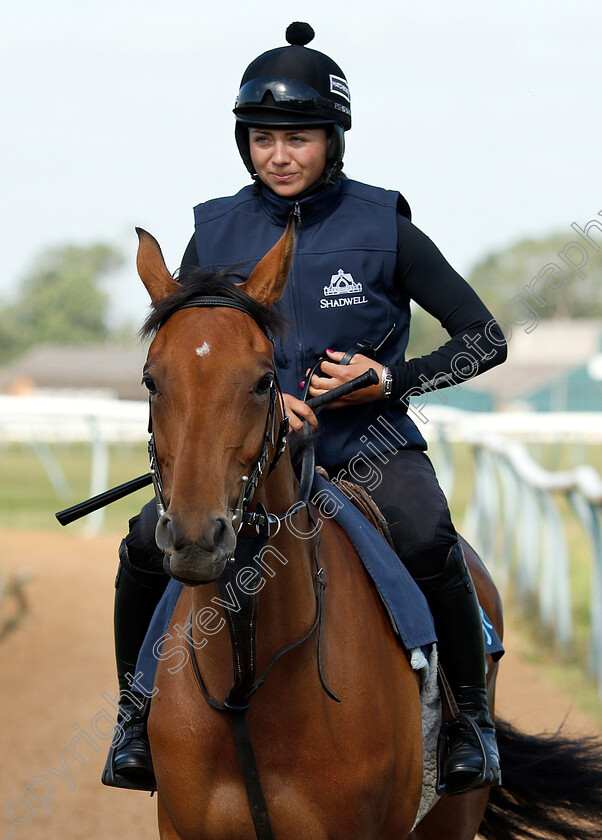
[1, 0, 601, 326]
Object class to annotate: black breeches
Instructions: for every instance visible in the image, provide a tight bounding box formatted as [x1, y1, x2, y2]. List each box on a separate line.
[333, 448, 457, 580]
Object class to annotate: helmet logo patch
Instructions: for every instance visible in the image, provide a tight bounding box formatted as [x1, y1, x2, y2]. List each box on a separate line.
[329, 75, 350, 103]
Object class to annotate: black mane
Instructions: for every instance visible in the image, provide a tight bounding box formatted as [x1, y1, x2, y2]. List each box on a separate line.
[140, 266, 286, 339]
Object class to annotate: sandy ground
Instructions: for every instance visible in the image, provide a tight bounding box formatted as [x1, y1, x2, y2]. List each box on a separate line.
[0, 530, 600, 840]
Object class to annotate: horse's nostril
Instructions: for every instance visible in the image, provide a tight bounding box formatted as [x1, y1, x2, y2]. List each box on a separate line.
[213, 516, 228, 545]
[157, 512, 234, 559]
[213, 516, 236, 555]
[155, 513, 175, 552]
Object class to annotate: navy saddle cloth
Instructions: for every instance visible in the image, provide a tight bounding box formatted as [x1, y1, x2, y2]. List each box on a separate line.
[136, 474, 503, 693]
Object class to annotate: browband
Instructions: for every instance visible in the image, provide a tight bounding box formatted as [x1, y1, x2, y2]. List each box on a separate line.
[173, 297, 275, 344]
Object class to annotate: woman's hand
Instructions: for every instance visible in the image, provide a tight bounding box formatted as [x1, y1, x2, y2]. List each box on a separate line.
[307, 349, 384, 408]
[282, 393, 319, 433]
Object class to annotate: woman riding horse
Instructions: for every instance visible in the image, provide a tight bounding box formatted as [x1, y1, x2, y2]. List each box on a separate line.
[103, 22, 507, 797]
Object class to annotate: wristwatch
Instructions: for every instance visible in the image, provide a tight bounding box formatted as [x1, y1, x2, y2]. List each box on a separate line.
[381, 365, 393, 399]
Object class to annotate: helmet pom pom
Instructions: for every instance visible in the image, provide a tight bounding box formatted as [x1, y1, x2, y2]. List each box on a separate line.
[285, 22, 315, 47]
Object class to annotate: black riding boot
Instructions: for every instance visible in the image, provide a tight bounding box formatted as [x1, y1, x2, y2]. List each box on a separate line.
[416, 541, 501, 796]
[102, 538, 168, 792]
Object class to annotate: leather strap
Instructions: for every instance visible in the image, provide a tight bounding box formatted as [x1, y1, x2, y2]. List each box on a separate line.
[340, 340, 377, 366]
[339, 348, 358, 366]
[437, 665, 460, 719]
[229, 711, 275, 840]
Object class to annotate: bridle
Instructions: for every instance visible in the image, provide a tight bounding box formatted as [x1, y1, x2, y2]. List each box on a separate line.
[147, 295, 292, 535]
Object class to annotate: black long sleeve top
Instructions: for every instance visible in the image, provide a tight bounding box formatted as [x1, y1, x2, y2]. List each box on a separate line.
[180, 211, 506, 402]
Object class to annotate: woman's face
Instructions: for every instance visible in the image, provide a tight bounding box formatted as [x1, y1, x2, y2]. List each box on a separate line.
[249, 127, 328, 197]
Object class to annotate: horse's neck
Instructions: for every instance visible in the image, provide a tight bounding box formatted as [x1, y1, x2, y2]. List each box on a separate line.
[248, 453, 318, 632]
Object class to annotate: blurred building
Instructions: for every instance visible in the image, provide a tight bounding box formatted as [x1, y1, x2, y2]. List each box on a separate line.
[2, 323, 601, 411]
[0, 344, 148, 401]
[425, 320, 602, 412]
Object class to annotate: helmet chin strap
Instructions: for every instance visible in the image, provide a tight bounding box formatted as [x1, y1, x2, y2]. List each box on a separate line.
[324, 124, 345, 185]
[323, 158, 343, 188]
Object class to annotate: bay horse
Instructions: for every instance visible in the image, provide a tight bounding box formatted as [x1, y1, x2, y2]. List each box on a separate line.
[135, 224, 602, 840]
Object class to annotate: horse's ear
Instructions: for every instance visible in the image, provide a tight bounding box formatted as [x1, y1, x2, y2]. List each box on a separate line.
[239, 216, 295, 307]
[136, 227, 181, 303]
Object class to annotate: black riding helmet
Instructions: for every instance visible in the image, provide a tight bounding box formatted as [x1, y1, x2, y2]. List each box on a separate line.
[234, 22, 351, 187]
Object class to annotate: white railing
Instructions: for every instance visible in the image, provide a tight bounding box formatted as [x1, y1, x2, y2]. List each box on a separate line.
[0, 394, 148, 443]
[421, 407, 602, 696]
[2, 395, 602, 691]
[0, 394, 148, 534]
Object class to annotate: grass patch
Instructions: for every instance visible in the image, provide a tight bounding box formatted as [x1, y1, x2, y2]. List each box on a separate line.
[0, 441, 150, 534]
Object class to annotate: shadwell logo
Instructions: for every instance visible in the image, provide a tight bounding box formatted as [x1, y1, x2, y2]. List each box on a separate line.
[321, 269, 368, 309]
[323, 269, 362, 296]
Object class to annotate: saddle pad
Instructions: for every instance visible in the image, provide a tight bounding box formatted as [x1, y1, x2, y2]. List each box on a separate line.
[310, 475, 503, 657]
[311, 474, 437, 649]
[136, 474, 503, 693]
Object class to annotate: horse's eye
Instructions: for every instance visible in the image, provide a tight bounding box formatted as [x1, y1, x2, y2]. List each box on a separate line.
[142, 375, 158, 396]
[255, 373, 274, 395]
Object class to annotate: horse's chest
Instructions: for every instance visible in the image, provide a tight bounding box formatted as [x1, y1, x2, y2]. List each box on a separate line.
[153, 700, 420, 840]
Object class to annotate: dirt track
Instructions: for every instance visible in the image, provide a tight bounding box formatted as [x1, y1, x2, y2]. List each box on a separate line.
[0, 530, 600, 840]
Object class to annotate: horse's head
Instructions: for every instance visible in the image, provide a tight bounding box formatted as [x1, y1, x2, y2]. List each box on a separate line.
[136, 223, 294, 584]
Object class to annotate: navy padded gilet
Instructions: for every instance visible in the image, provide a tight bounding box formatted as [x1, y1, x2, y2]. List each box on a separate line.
[193, 179, 426, 469]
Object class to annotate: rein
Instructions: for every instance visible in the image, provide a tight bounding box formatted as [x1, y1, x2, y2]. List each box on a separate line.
[186, 507, 338, 711]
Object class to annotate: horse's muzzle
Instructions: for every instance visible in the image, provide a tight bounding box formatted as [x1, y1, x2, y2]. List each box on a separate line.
[155, 512, 236, 584]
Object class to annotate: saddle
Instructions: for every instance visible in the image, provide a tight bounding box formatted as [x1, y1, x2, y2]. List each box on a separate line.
[331, 476, 395, 551]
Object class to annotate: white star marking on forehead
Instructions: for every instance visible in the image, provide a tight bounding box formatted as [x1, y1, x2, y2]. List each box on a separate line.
[195, 342, 211, 357]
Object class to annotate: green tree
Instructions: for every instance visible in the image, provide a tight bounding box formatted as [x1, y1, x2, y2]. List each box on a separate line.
[0, 243, 124, 362]
[406, 230, 602, 360]
[467, 232, 602, 321]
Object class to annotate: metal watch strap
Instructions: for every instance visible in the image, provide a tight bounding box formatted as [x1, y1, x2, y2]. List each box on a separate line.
[381, 365, 393, 399]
